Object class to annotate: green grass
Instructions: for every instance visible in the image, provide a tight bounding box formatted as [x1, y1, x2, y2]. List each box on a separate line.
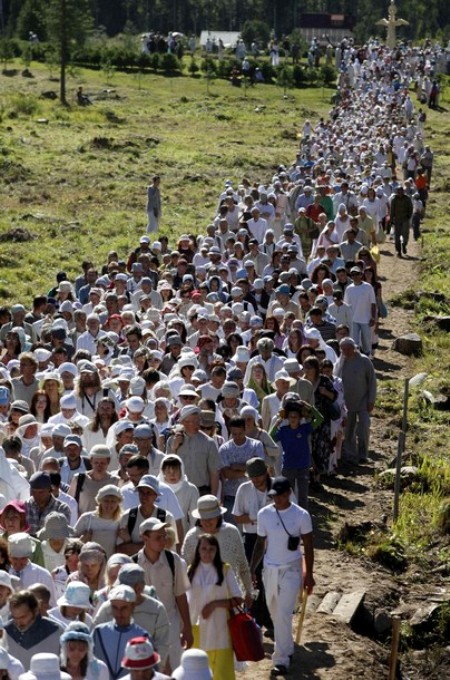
[379, 79, 450, 570]
[0, 59, 333, 300]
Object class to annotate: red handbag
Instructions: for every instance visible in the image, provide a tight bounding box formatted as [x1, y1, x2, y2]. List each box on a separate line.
[228, 606, 265, 662]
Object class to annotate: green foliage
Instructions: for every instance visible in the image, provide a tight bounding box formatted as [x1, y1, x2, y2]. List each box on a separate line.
[45, 0, 94, 102]
[240, 20, 271, 47]
[9, 94, 39, 116]
[437, 499, 450, 533]
[0, 39, 18, 71]
[3, 0, 450, 42]
[320, 65, 337, 86]
[365, 537, 408, 573]
[293, 64, 306, 87]
[159, 53, 181, 74]
[188, 57, 200, 77]
[276, 65, 294, 91]
[200, 57, 217, 76]
[16, 0, 47, 41]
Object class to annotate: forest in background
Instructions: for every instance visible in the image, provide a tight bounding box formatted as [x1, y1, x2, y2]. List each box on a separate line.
[2, 0, 450, 45]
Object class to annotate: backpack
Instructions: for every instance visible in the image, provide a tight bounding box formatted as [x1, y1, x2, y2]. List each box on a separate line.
[132, 548, 175, 582]
[127, 506, 167, 536]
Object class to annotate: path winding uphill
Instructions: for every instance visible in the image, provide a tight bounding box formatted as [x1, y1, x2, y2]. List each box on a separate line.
[241, 233, 420, 678]
[241, 47, 432, 678]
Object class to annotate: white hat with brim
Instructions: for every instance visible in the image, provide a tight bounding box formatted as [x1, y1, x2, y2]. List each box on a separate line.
[8, 532, 34, 558]
[272, 370, 296, 389]
[19, 653, 72, 680]
[172, 649, 213, 680]
[191, 495, 227, 520]
[57, 582, 91, 610]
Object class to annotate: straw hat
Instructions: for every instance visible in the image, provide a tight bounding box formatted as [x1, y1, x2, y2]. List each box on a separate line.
[191, 495, 226, 520]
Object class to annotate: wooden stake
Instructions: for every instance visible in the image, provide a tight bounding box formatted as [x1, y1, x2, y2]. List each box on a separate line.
[295, 589, 308, 644]
[388, 615, 401, 680]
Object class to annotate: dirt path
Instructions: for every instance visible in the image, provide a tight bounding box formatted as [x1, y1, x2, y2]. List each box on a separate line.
[240, 237, 420, 678]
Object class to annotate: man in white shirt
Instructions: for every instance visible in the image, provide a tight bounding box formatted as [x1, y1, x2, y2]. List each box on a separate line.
[76, 314, 106, 355]
[247, 207, 268, 243]
[250, 477, 314, 675]
[343, 267, 377, 357]
[8, 533, 57, 607]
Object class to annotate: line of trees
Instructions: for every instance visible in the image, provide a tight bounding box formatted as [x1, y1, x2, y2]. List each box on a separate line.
[2, 0, 450, 43]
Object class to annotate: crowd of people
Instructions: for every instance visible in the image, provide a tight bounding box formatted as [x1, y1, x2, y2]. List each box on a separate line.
[0, 37, 435, 679]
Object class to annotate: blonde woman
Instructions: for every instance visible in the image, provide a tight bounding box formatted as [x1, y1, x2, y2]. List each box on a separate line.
[74, 485, 122, 558]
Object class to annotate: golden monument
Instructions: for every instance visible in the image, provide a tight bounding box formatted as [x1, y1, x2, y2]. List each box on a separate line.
[376, 0, 409, 49]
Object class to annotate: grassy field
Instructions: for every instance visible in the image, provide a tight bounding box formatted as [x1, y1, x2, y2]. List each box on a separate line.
[0, 60, 332, 300]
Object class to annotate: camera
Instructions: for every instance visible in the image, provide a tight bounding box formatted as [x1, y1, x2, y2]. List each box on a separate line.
[287, 535, 300, 551]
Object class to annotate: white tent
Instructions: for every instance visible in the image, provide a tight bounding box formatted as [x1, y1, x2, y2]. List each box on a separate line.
[200, 31, 241, 49]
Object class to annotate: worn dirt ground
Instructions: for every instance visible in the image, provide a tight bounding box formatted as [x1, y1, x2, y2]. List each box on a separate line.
[240, 237, 421, 679]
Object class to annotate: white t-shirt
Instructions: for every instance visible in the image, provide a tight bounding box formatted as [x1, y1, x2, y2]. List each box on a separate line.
[120, 481, 184, 520]
[344, 282, 376, 324]
[257, 502, 312, 567]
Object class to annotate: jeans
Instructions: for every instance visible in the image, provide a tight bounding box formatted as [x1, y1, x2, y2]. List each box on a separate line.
[282, 467, 310, 509]
[223, 495, 238, 527]
[351, 321, 372, 356]
[412, 213, 421, 240]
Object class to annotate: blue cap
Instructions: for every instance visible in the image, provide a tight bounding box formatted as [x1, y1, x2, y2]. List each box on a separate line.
[276, 284, 291, 294]
[0, 387, 10, 406]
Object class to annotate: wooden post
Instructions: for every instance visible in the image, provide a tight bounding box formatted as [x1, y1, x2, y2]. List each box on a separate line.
[388, 615, 401, 680]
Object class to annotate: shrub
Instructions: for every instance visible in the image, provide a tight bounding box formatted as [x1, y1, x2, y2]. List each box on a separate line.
[10, 93, 39, 116]
[200, 57, 217, 76]
[159, 53, 181, 73]
[320, 64, 337, 86]
[259, 61, 275, 83]
[304, 67, 319, 83]
[188, 57, 199, 76]
[293, 64, 306, 87]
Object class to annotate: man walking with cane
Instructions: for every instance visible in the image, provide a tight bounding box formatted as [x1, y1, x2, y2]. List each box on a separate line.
[250, 477, 315, 676]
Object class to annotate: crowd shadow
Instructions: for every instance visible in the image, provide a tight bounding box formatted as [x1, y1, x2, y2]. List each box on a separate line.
[291, 640, 336, 678]
[311, 484, 365, 512]
[378, 327, 395, 339]
[373, 356, 403, 373]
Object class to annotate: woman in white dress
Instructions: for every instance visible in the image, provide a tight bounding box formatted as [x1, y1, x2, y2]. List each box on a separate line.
[74, 485, 122, 558]
[187, 534, 243, 680]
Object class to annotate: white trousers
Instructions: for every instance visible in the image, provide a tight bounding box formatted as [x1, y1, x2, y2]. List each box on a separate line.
[147, 211, 159, 233]
[263, 562, 301, 667]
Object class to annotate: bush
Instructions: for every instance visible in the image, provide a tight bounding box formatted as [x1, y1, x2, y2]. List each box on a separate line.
[304, 67, 319, 84]
[258, 61, 275, 83]
[320, 64, 337, 86]
[200, 57, 217, 76]
[276, 65, 294, 90]
[9, 93, 39, 116]
[188, 57, 199, 76]
[293, 64, 306, 87]
[159, 53, 181, 73]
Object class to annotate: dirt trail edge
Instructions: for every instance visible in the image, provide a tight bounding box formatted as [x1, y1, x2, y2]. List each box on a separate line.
[241, 237, 420, 679]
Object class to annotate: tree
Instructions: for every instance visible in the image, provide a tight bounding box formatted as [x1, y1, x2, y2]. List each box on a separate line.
[46, 0, 93, 104]
[17, 0, 47, 40]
